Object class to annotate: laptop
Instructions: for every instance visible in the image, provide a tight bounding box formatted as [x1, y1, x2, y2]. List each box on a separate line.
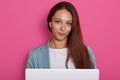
[25, 69, 99, 80]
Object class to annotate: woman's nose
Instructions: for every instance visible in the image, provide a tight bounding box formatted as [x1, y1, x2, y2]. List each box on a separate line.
[61, 24, 65, 31]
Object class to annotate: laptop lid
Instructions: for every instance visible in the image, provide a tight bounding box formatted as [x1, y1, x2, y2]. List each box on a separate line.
[25, 69, 99, 80]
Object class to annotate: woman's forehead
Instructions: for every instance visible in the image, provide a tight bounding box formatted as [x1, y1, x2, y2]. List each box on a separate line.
[52, 9, 72, 21]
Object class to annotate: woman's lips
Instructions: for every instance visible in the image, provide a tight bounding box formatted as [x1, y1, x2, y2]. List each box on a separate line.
[58, 33, 65, 36]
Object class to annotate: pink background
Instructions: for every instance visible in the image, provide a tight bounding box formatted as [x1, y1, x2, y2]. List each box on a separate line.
[0, 0, 120, 80]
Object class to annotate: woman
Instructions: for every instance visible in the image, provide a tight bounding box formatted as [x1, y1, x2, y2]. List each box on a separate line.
[26, 1, 97, 69]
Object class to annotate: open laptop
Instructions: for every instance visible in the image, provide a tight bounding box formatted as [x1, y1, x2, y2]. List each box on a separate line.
[25, 69, 99, 80]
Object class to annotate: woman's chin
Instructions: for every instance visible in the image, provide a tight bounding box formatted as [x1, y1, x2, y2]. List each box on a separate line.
[55, 36, 67, 41]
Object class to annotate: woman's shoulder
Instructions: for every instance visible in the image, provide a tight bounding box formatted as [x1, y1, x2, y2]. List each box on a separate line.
[30, 42, 49, 56]
[86, 46, 94, 55]
[26, 41, 50, 68]
[86, 45, 95, 59]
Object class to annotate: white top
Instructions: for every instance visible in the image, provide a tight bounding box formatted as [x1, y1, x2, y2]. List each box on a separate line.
[49, 47, 75, 69]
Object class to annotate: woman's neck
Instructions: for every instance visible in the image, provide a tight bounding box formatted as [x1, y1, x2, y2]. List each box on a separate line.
[50, 39, 67, 49]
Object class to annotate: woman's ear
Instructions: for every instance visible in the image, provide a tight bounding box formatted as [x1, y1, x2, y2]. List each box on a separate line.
[49, 22, 51, 28]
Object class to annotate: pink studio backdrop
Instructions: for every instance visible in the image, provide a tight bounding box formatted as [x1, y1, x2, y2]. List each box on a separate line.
[0, 0, 120, 80]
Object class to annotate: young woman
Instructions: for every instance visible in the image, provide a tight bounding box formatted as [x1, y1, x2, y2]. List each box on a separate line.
[26, 1, 97, 69]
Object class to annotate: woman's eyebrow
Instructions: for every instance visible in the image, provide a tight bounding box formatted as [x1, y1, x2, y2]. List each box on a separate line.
[67, 20, 72, 22]
[53, 18, 61, 20]
[53, 18, 72, 22]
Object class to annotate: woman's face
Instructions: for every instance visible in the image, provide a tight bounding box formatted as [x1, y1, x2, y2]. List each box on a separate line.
[50, 9, 72, 41]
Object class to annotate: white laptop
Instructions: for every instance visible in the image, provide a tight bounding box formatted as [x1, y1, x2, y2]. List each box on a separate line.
[25, 69, 99, 80]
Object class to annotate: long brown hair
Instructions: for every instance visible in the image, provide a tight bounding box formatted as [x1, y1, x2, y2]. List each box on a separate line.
[47, 1, 93, 68]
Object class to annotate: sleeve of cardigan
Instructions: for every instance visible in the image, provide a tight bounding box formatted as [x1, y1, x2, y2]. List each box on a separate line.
[87, 46, 97, 69]
[26, 50, 35, 68]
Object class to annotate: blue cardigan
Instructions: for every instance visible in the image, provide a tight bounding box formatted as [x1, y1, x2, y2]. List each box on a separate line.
[26, 41, 97, 69]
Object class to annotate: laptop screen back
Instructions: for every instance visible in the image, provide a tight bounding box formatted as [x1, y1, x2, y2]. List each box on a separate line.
[25, 69, 99, 80]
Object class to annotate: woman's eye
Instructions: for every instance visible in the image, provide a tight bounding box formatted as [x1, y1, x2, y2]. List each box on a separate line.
[55, 20, 60, 23]
[67, 23, 72, 26]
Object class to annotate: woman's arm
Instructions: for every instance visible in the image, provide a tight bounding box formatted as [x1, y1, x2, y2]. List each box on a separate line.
[87, 46, 97, 69]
